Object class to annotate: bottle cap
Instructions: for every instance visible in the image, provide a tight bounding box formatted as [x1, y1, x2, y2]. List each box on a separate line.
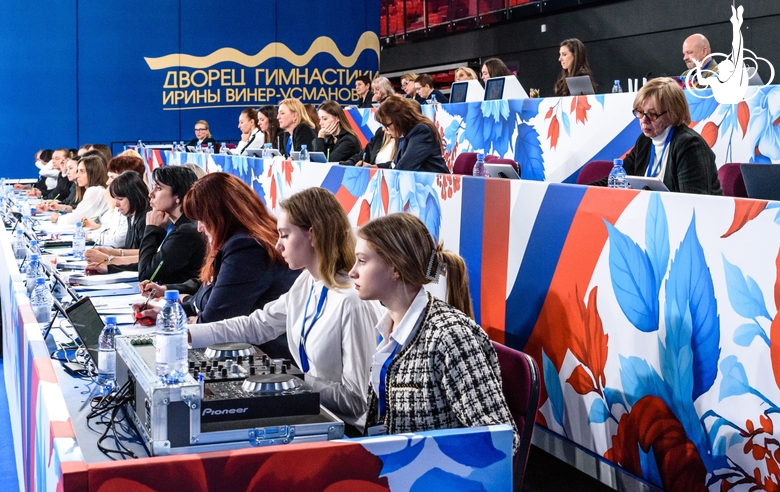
[105, 316, 117, 325]
[75, 222, 82, 228]
[301, 145, 307, 150]
[477, 153, 484, 160]
[164, 290, 180, 301]
[30, 254, 40, 260]
[614, 80, 620, 84]
[613, 158, 624, 166]
[30, 240, 37, 246]
[36, 277, 46, 285]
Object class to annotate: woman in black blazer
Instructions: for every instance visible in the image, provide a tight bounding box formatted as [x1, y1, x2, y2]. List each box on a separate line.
[186, 119, 217, 149]
[311, 100, 361, 162]
[276, 98, 317, 157]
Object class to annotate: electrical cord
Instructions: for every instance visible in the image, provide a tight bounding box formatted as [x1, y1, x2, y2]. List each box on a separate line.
[87, 380, 138, 459]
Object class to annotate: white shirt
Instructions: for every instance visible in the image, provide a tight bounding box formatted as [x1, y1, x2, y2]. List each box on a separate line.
[39, 163, 60, 190]
[647, 126, 672, 179]
[235, 129, 265, 155]
[189, 270, 382, 429]
[370, 287, 427, 395]
[374, 137, 396, 165]
[59, 186, 109, 226]
[89, 204, 128, 247]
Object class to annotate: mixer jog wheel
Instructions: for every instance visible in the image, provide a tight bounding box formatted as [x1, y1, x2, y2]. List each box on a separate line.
[204, 342, 256, 360]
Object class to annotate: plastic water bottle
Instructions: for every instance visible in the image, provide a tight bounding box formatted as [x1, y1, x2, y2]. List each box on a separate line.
[73, 222, 86, 260]
[49, 259, 65, 301]
[195, 143, 203, 153]
[26, 254, 42, 295]
[28, 239, 42, 258]
[207, 142, 214, 154]
[156, 290, 189, 384]
[13, 230, 26, 264]
[472, 153, 488, 177]
[608, 159, 628, 189]
[262, 143, 273, 159]
[31, 277, 53, 325]
[97, 316, 121, 388]
[429, 93, 438, 105]
[220, 142, 228, 155]
[299, 145, 310, 163]
[612, 80, 623, 93]
[21, 197, 31, 231]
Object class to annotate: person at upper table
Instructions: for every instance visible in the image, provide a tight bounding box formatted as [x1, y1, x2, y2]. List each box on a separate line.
[682, 34, 719, 87]
[187, 187, 381, 434]
[277, 98, 317, 158]
[554, 38, 598, 97]
[350, 213, 518, 451]
[134, 172, 300, 326]
[186, 120, 217, 150]
[480, 58, 513, 83]
[235, 108, 264, 155]
[311, 101, 361, 162]
[258, 106, 280, 150]
[590, 77, 723, 195]
[369, 96, 449, 174]
[415, 74, 449, 104]
[51, 153, 109, 225]
[370, 76, 395, 105]
[344, 97, 397, 167]
[454, 66, 479, 82]
[355, 75, 374, 109]
[400, 72, 419, 101]
[89, 166, 207, 284]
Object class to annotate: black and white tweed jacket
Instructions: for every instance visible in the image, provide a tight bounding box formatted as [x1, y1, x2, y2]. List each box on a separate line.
[365, 294, 519, 452]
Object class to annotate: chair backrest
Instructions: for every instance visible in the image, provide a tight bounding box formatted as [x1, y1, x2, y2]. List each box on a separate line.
[485, 155, 521, 176]
[492, 341, 540, 492]
[452, 152, 478, 175]
[740, 163, 780, 200]
[576, 160, 614, 184]
[718, 163, 748, 197]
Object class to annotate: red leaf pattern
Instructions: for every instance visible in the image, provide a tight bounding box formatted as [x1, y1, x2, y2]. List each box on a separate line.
[548, 115, 560, 149]
[721, 199, 767, 238]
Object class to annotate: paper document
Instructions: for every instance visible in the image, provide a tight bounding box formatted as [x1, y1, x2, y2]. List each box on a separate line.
[69, 271, 138, 285]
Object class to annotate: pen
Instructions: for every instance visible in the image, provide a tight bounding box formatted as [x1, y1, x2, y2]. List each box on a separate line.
[52, 194, 60, 201]
[149, 260, 164, 283]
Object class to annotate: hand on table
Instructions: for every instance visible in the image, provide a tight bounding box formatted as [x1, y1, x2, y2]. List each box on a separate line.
[355, 160, 377, 168]
[85, 263, 108, 275]
[81, 217, 100, 229]
[84, 249, 108, 263]
[132, 301, 161, 322]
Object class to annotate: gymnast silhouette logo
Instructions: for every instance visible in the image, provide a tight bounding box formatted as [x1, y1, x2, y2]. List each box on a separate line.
[686, 5, 775, 104]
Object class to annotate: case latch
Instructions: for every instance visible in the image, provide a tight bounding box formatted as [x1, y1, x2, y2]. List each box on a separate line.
[248, 426, 295, 446]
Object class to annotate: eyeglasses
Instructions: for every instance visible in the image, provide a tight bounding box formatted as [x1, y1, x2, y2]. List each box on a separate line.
[382, 121, 393, 130]
[401, 81, 408, 88]
[632, 110, 667, 122]
[194, 128, 207, 131]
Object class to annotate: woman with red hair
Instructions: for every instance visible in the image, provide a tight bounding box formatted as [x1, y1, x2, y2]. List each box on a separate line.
[136, 172, 299, 327]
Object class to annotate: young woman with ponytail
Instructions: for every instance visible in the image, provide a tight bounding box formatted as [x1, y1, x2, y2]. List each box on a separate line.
[349, 212, 518, 451]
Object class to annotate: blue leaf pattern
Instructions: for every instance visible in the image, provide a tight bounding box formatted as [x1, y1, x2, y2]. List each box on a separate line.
[718, 355, 751, 401]
[723, 255, 772, 320]
[604, 220, 658, 332]
[618, 355, 671, 408]
[435, 431, 508, 468]
[376, 438, 426, 475]
[639, 445, 663, 488]
[542, 349, 565, 430]
[588, 398, 610, 424]
[514, 123, 545, 181]
[342, 167, 370, 198]
[604, 387, 628, 412]
[686, 89, 718, 122]
[733, 322, 769, 346]
[595, 94, 605, 109]
[645, 193, 669, 294]
[420, 191, 442, 240]
[560, 111, 571, 137]
[410, 468, 488, 492]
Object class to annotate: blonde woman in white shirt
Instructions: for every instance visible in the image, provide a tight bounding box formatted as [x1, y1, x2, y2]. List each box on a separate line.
[188, 187, 381, 434]
[51, 154, 109, 225]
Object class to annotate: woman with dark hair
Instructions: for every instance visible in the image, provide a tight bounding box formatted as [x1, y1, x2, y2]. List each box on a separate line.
[83, 154, 147, 246]
[85, 171, 151, 266]
[135, 172, 300, 326]
[311, 101, 361, 162]
[351, 213, 518, 451]
[236, 108, 264, 155]
[51, 154, 109, 224]
[186, 187, 381, 434]
[554, 38, 598, 97]
[371, 96, 449, 174]
[258, 106, 280, 150]
[277, 98, 317, 157]
[480, 58, 512, 82]
[87, 166, 206, 284]
[88, 144, 113, 166]
[187, 120, 217, 149]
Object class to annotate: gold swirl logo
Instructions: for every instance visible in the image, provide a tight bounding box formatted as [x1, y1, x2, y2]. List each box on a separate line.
[145, 31, 379, 70]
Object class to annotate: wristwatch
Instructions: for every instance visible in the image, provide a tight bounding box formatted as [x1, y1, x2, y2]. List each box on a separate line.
[107, 255, 115, 265]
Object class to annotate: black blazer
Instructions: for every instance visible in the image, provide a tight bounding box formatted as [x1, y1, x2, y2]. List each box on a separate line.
[358, 91, 374, 108]
[42, 173, 71, 200]
[378, 123, 449, 174]
[186, 137, 217, 148]
[278, 123, 317, 157]
[123, 207, 150, 250]
[312, 129, 362, 162]
[61, 182, 78, 206]
[420, 89, 449, 104]
[169, 233, 300, 323]
[342, 128, 388, 166]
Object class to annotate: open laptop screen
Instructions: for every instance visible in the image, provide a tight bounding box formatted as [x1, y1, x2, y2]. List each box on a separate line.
[65, 296, 105, 362]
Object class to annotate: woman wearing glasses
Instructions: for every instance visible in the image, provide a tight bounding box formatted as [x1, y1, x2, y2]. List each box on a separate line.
[592, 77, 722, 195]
[187, 187, 381, 435]
[187, 120, 216, 149]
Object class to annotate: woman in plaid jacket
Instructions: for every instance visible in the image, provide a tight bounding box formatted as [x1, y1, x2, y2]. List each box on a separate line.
[350, 213, 518, 452]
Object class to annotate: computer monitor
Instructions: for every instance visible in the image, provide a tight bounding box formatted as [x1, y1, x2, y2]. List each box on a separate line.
[566, 75, 596, 96]
[449, 80, 485, 103]
[484, 75, 529, 100]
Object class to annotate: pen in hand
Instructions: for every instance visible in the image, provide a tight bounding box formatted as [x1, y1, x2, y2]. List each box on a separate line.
[134, 289, 156, 325]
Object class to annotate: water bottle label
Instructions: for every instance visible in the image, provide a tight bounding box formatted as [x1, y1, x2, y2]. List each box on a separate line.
[99, 350, 116, 374]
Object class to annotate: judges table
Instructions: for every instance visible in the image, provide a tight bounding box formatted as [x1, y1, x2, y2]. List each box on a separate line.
[136, 150, 780, 491]
[1, 213, 514, 491]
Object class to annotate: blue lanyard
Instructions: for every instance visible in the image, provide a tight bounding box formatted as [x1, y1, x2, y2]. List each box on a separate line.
[298, 283, 328, 373]
[156, 222, 175, 254]
[646, 128, 674, 178]
[286, 136, 292, 157]
[378, 342, 400, 420]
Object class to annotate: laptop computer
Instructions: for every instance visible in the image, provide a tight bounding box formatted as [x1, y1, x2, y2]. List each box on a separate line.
[625, 176, 670, 192]
[245, 148, 281, 158]
[290, 151, 328, 163]
[484, 163, 521, 179]
[65, 296, 105, 363]
[566, 75, 595, 96]
[741, 164, 780, 200]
